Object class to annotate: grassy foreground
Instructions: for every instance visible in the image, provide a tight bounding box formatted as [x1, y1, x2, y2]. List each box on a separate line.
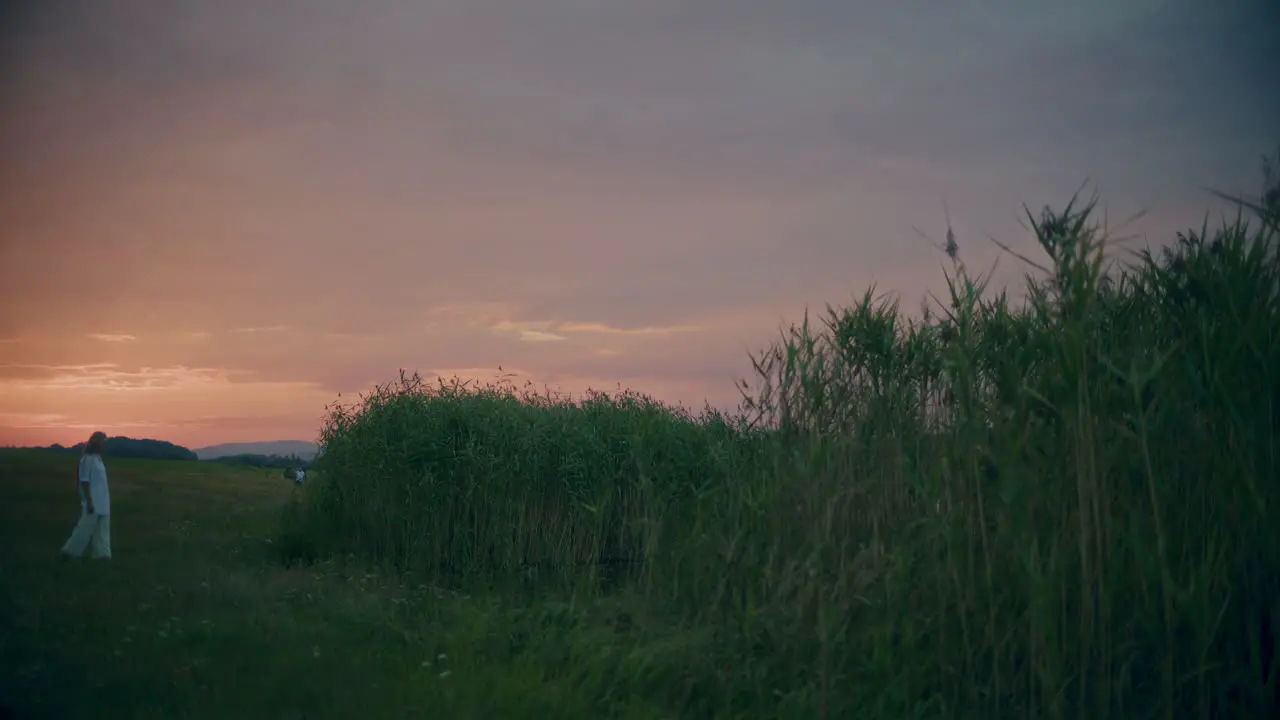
[1, 451, 676, 719]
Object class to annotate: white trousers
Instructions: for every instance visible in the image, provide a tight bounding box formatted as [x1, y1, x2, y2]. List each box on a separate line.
[62, 511, 112, 559]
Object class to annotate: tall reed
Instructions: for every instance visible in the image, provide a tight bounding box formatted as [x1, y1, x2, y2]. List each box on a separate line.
[283, 154, 1280, 718]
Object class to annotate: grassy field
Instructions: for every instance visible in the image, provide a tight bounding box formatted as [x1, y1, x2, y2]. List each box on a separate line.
[1, 450, 689, 719]
[3, 171, 1279, 718]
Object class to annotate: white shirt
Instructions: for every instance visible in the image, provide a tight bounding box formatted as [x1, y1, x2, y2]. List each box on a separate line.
[295, 469, 305, 483]
[79, 454, 111, 516]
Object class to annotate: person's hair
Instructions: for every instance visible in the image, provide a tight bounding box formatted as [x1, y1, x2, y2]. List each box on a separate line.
[83, 431, 108, 456]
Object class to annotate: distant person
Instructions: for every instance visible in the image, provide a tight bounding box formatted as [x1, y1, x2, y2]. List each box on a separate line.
[61, 431, 112, 561]
[295, 467, 305, 485]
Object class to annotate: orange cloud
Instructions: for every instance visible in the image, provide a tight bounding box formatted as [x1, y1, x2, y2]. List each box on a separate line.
[0, 412, 167, 432]
[0, 362, 338, 447]
[488, 317, 701, 344]
[515, 330, 567, 342]
[0, 363, 231, 393]
[556, 322, 701, 336]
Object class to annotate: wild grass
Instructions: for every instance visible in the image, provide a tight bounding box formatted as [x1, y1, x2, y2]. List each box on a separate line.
[286, 154, 1280, 718]
[4, 451, 675, 718]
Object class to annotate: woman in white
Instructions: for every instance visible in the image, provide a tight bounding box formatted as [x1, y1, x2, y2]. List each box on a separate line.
[61, 431, 112, 560]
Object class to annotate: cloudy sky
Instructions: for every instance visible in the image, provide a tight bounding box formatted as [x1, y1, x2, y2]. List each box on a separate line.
[0, 0, 1276, 447]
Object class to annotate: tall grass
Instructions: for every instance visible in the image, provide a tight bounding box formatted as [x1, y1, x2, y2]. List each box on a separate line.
[284, 155, 1280, 718]
[299, 374, 754, 581]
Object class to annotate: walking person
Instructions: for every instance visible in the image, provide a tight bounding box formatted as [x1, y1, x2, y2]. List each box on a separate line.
[294, 466, 305, 485]
[61, 431, 112, 560]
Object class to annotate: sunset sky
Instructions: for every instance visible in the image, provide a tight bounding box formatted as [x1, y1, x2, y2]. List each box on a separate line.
[1, 0, 1276, 448]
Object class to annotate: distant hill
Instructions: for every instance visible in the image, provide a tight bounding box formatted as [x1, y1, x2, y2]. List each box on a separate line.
[43, 436, 198, 462]
[194, 441, 319, 461]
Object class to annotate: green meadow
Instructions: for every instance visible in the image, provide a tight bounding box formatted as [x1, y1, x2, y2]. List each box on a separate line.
[3, 173, 1278, 718]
